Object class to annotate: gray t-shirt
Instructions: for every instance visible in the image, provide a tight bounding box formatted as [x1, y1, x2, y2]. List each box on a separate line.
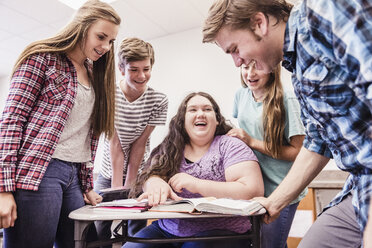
[159, 135, 258, 237]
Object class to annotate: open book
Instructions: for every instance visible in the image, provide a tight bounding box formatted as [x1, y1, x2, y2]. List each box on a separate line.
[149, 197, 266, 216]
[94, 199, 149, 212]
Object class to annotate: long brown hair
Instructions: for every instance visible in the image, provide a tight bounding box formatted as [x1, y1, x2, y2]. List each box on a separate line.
[241, 64, 285, 158]
[130, 92, 232, 197]
[11, 0, 121, 138]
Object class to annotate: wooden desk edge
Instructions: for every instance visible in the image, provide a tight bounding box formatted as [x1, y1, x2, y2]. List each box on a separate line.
[69, 206, 263, 221]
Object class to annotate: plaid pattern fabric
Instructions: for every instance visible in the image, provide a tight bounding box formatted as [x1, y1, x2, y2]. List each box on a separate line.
[0, 53, 97, 193]
[283, 0, 372, 231]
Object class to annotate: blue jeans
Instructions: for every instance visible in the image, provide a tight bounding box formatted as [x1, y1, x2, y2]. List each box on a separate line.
[261, 202, 299, 248]
[122, 220, 251, 248]
[3, 158, 86, 248]
[94, 173, 146, 248]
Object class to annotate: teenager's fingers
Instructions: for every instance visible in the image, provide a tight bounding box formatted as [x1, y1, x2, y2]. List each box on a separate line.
[96, 194, 103, 204]
[89, 197, 97, 206]
[262, 213, 270, 224]
[170, 190, 182, 201]
[137, 192, 148, 201]
[153, 190, 162, 205]
[83, 194, 90, 204]
[160, 190, 168, 203]
[173, 183, 182, 193]
[147, 192, 156, 206]
[1, 214, 11, 228]
[10, 207, 17, 227]
[168, 177, 175, 187]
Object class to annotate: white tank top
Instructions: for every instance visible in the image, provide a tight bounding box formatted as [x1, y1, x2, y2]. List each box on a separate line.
[52, 82, 95, 162]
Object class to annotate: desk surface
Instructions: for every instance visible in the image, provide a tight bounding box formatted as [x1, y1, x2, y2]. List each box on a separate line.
[69, 206, 239, 221]
[308, 170, 349, 189]
[70, 206, 263, 248]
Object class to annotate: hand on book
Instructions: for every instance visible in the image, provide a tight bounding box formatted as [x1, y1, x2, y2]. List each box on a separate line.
[138, 176, 182, 206]
[252, 196, 279, 224]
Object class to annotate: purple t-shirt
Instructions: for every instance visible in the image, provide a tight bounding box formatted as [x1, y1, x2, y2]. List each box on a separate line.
[158, 135, 258, 237]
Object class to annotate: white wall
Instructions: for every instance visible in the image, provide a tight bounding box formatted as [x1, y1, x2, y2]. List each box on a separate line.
[146, 28, 242, 147]
[0, 27, 337, 171]
[94, 27, 243, 171]
[0, 76, 10, 114]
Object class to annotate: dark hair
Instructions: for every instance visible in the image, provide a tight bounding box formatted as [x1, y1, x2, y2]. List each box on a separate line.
[130, 92, 232, 197]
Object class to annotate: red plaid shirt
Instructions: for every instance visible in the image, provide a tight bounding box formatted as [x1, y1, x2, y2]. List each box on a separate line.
[0, 53, 98, 193]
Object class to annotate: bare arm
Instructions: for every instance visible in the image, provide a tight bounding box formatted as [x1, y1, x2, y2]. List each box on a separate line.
[123, 125, 155, 189]
[256, 147, 329, 223]
[110, 129, 125, 188]
[169, 161, 264, 200]
[228, 128, 304, 161]
[364, 202, 372, 248]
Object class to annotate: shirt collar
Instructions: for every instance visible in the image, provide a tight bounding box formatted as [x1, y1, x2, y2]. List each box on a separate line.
[282, 5, 300, 72]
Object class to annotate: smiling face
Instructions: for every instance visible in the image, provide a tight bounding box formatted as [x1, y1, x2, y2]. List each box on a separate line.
[215, 26, 280, 73]
[122, 58, 152, 92]
[184, 95, 219, 144]
[214, 11, 285, 74]
[82, 19, 119, 61]
[241, 61, 271, 99]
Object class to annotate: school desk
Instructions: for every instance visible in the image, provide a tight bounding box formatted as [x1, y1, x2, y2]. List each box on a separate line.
[69, 206, 263, 248]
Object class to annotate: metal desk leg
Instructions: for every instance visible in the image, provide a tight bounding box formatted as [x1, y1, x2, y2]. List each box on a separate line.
[74, 220, 93, 248]
[251, 215, 261, 248]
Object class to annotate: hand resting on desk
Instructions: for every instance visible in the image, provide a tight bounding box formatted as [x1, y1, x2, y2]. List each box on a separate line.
[83, 189, 103, 206]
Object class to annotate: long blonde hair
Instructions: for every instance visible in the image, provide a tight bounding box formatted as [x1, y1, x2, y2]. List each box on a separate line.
[241, 64, 285, 158]
[11, 0, 121, 138]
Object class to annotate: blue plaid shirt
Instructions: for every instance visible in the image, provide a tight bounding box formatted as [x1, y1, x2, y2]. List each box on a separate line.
[283, 0, 372, 231]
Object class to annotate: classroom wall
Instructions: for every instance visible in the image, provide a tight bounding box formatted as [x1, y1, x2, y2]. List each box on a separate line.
[0, 27, 337, 171]
[94, 27, 245, 171]
[96, 27, 338, 170]
[0, 76, 9, 114]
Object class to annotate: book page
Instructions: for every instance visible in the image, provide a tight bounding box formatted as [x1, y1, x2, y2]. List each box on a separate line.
[149, 202, 197, 213]
[148, 197, 216, 213]
[195, 198, 265, 216]
[208, 198, 257, 209]
[182, 197, 217, 206]
[159, 197, 216, 207]
[97, 199, 148, 207]
[92, 206, 148, 213]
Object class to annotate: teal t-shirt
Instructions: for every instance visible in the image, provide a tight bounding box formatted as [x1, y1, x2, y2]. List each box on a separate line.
[233, 87, 307, 203]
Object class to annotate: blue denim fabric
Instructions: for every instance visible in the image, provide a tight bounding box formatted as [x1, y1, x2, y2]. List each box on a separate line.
[94, 173, 146, 248]
[122, 220, 251, 248]
[261, 202, 299, 248]
[3, 158, 85, 248]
